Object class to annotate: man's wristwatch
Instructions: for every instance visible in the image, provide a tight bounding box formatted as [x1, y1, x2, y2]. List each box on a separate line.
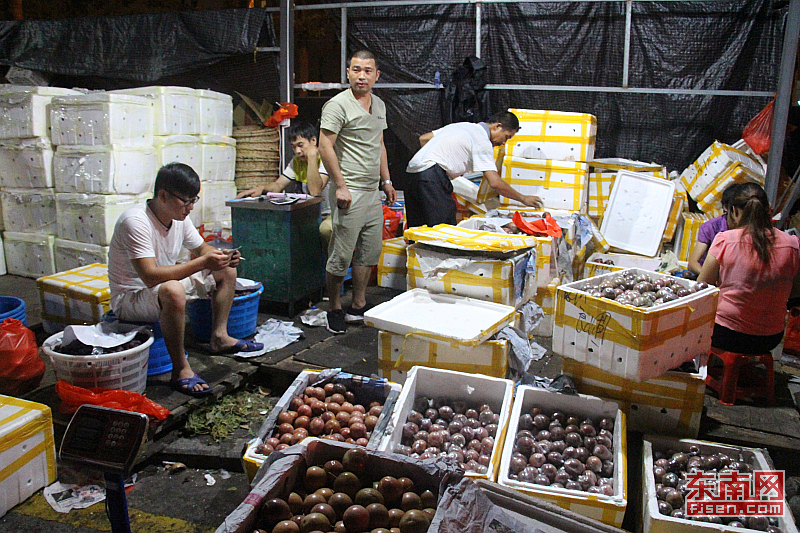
[382, 180, 392, 188]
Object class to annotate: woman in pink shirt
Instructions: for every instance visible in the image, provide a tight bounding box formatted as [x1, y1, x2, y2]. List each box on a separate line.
[698, 183, 800, 353]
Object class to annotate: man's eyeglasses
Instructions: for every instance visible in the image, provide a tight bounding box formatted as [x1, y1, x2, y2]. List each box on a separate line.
[166, 190, 200, 207]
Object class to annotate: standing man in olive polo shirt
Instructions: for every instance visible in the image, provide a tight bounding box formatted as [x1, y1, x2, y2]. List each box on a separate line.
[319, 49, 397, 334]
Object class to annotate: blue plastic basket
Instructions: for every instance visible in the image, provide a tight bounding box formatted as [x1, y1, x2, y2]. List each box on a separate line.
[0, 296, 27, 327]
[187, 284, 263, 343]
[103, 311, 172, 376]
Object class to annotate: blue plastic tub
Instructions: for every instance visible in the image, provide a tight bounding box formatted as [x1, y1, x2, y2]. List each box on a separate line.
[0, 296, 27, 327]
[187, 284, 263, 343]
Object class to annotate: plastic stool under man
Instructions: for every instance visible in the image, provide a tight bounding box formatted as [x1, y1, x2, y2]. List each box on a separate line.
[705, 347, 775, 406]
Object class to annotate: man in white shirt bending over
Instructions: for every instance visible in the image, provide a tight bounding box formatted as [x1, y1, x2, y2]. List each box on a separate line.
[405, 111, 542, 228]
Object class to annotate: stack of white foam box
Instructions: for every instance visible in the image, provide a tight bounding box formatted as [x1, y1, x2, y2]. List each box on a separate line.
[110, 87, 236, 230]
[0, 86, 82, 277]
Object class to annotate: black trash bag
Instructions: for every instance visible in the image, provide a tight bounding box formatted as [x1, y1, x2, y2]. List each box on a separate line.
[443, 55, 490, 125]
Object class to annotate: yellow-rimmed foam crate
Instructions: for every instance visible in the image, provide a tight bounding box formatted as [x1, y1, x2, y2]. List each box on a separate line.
[694, 162, 763, 218]
[36, 263, 110, 334]
[506, 109, 597, 162]
[530, 277, 560, 337]
[377, 366, 514, 482]
[642, 436, 800, 533]
[497, 386, 627, 527]
[0, 395, 57, 518]
[674, 212, 709, 262]
[406, 243, 536, 309]
[241, 369, 402, 483]
[679, 140, 764, 202]
[377, 236, 408, 290]
[552, 268, 718, 382]
[495, 156, 589, 212]
[662, 189, 687, 243]
[583, 252, 662, 279]
[587, 171, 617, 219]
[589, 158, 666, 176]
[562, 356, 707, 438]
[377, 330, 509, 384]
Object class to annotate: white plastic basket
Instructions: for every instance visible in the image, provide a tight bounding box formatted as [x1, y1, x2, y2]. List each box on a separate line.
[42, 327, 153, 394]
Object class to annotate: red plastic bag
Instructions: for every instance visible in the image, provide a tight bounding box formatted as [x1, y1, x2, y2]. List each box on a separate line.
[784, 307, 800, 356]
[512, 211, 563, 238]
[382, 205, 403, 240]
[265, 102, 299, 127]
[743, 98, 774, 155]
[55, 380, 171, 421]
[0, 318, 45, 397]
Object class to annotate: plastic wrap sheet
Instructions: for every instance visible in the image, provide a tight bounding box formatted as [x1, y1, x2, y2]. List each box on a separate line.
[0, 8, 275, 82]
[340, 0, 784, 172]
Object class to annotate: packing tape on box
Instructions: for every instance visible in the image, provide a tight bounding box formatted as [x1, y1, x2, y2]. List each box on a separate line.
[554, 291, 715, 351]
[695, 163, 758, 217]
[662, 190, 687, 242]
[680, 141, 763, 198]
[498, 158, 587, 212]
[0, 396, 57, 485]
[37, 263, 110, 324]
[407, 255, 513, 304]
[590, 160, 664, 174]
[506, 110, 597, 162]
[587, 172, 616, 218]
[404, 224, 540, 252]
[677, 213, 708, 262]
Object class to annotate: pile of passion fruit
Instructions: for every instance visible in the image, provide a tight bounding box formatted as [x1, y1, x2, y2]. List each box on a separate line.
[576, 272, 708, 308]
[392, 396, 501, 475]
[256, 382, 385, 458]
[507, 407, 616, 495]
[653, 446, 783, 532]
[254, 448, 437, 533]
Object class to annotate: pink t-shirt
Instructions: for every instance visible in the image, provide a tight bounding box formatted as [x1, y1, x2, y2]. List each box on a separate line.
[710, 228, 800, 335]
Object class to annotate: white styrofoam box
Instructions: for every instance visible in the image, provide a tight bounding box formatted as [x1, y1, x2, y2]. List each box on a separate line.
[198, 134, 236, 182]
[679, 140, 764, 201]
[506, 109, 597, 162]
[642, 436, 799, 533]
[552, 268, 719, 382]
[153, 134, 201, 168]
[498, 386, 627, 527]
[378, 366, 515, 481]
[198, 180, 236, 226]
[365, 289, 517, 345]
[530, 277, 560, 337]
[589, 158, 666, 176]
[0, 137, 54, 188]
[55, 193, 149, 246]
[562, 356, 707, 438]
[674, 212, 709, 263]
[406, 243, 536, 309]
[1, 188, 56, 234]
[0, 395, 57, 519]
[377, 236, 408, 290]
[0, 86, 81, 140]
[54, 238, 110, 272]
[583, 252, 662, 279]
[110, 86, 198, 135]
[600, 171, 675, 257]
[53, 144, 157, 194]
[49, 93, 154, 147]
[3, 231, 56, 278]
[497, 157, 589, 212]
[4, 67, 49, 87]
[377, 330, 509, 384]
[37, 263, 110, 332]
[196, 89, 233, 136]
[0, 234, 5, 275]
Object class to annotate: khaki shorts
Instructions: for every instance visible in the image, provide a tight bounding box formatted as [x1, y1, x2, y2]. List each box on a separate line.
[112, 270, 216, 323]
[326, 189, 383, 276]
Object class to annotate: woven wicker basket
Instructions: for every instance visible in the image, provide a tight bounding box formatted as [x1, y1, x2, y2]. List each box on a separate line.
[232, 125, 280, 140]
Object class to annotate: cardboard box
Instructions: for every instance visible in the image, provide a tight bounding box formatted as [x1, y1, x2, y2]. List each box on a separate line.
[530, 277, 560, 337]
[37, 263, 110, 330]
[0, 395, 57, 518]
[552, 268, 718, 382]
[497, 386, 627, 527]
[53, 144, 157, 194]
[3, 231, 55, 278]
[50, 93, 154, 147]
[377, 330, 508, 384]
[377, 236, 407, 290]
[679, 141, 764, 201]
[54, 239, 109, 273]
[0, 86, 81, 140]
[55, 193, 148, 246]
[506, 109, 597, 162]
[642, 436, 799, 533]
[1, 188, 56, 235]
[199, 135, 236, 182]
[562, 356, 706, 438]
[377, 366, 514, 482]
[153, 134, 201, 169]
[196, 89, 233, 137]
[0, 138, 54, 189]
[111, 86, 199, 135]
[583, 252, 662, 279]
[496, 157, 589, 212]
[241, 370, 401, 482]
[674, 212, 709, 262]
[406, 243, 536, 308]
[663, 189, 688, 242]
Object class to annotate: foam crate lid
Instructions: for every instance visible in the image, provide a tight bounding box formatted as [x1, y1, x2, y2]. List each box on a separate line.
[55, 143, 155, 154]
[196, 89, 231, 101]
[365, 289, 516, 344]
[600, 170, 674, 256]
[0, 137, 52, 150]
[199, 134, 236, 145]
[0, 86, 81, 97]
[51, 92, 153, 106]
[153, 134, 199, 146]
[586, 252, 661, 270]
[111, 85, 196, 97]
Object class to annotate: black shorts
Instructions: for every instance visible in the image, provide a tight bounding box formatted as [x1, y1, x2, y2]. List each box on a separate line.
[405, 164, 457, 229]
[711, 323, 784, 354]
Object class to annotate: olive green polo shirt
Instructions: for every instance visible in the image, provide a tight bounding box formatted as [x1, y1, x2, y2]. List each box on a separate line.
[320, 89, 387, 191]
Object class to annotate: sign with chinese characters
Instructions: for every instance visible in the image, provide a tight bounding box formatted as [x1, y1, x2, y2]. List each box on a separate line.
[685, 470, 784, 517]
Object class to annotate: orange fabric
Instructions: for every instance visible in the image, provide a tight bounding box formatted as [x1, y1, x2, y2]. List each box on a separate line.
[266, 103, 299, 127]
[512, 211, 563, 238]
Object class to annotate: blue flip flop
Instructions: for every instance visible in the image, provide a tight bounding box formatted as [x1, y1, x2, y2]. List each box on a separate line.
[212, 339, 263, 355]
[170, 373, 213, 397]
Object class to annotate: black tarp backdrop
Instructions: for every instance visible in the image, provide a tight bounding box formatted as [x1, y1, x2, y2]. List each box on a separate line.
[0, 8, 279, 104]
[342, 0, 786, 173]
